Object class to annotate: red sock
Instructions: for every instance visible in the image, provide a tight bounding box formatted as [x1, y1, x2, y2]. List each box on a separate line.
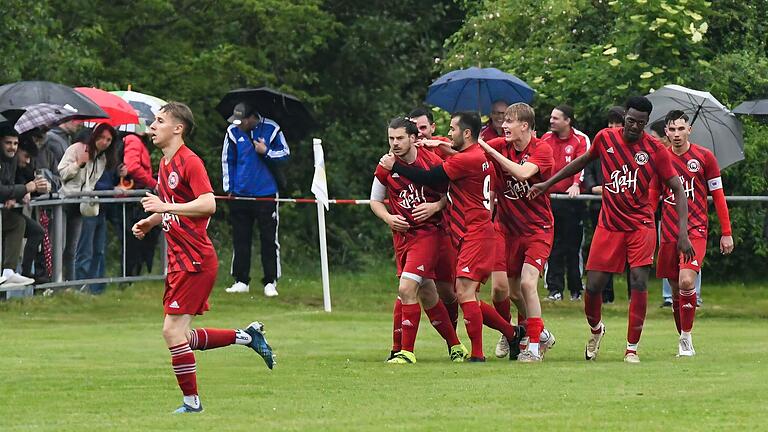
[627, 290, 648, 345]
[493, 297, 512, 323]
[444, 300, 459, 330]
[527, 317, 544, 343]
[400, 303, 421, 353]
[425, 302, 460, 346]
[672, 293, 682, 334]
[479, 301, 517, 340]
[460, 301, 484, 359]
[584, 290, 603, 331]
[169, 342, 197, 396]
[188, 328, 236, 350]
[392, 298, 403, 352]
[679, 289, 697, 333]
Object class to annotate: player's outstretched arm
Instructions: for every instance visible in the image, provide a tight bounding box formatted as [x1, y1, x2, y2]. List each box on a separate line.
[664, 175, 695, 262]
[477, 138, 538, 181]
[141, 192, 216, 218]
[528, 152, 595, 199]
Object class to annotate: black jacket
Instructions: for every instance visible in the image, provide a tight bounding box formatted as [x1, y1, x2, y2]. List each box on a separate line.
[0, 154, 27, 202]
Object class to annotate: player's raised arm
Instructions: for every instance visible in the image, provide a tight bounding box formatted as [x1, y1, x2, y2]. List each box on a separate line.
[478, 138, 539, 181]
[380, 153, 450, 189]
[527, 151, 596, 199]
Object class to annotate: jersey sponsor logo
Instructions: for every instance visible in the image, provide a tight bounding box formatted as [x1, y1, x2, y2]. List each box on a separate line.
[168, 171, 179, 189]
[169, 300, 180, 309]
[664, 176, 695, 204]
[687, 159, 701, 173]
[397, 184, 427, 210]
[605, 165, 639, 194]
[634, 151, 649, 166]
[503, 179, 531, 201]
[607, 147, 615, 154]
[161, 197, 181, 232]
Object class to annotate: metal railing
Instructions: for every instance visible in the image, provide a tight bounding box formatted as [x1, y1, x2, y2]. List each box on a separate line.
[0, 189, 166, 292]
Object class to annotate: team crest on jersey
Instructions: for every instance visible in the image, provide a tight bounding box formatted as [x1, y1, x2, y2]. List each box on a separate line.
[168, 171, 179, 189]
[687, 159, 701, 173]
[634, 151, 649, 166]
[564, 145, 574, 155]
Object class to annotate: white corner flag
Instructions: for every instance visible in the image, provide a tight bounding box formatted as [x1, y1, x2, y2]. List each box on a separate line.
[311, 138, 329, 210]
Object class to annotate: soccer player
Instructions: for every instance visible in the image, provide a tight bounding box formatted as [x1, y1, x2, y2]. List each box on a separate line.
[478, 103, 555, 362]
[132, 102, 275, 413]
[650, 110, 733, 356]
[529, 96, 694, 363]
[380, 111, 523, 362]
[370, 117, 468, 364]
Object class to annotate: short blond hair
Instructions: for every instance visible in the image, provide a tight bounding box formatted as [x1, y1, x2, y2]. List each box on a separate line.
[505, 103, 535, 131]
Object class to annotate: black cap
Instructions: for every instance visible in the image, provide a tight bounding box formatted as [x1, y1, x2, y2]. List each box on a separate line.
[228, 102, 256, 125]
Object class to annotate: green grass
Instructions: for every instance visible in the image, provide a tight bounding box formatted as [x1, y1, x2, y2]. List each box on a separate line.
[0, 268, 766, 431]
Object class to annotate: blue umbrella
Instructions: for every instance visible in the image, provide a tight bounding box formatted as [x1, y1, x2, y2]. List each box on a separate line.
[425, 67, 535, 114]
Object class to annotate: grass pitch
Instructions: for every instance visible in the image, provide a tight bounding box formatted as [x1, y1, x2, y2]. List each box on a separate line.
[0, 269, 766, 431]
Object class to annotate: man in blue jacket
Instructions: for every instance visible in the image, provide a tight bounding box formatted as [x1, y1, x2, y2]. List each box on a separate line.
[222, 103, 290, 297]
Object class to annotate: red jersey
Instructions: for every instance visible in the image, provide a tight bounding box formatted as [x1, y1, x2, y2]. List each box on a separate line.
[374, 147, 446, 240]
[425, 135, 453, 160]
[442, 143, 495, 244]
[659, 143, 721, 243]
[487, 136, 554, 235]
[480, 124, 502, 142]
[540, 129, 588, 193]
[589, 128, 676, 231]
[157, 145, 217, 273]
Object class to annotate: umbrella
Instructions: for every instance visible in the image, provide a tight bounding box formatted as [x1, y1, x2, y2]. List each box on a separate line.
[216, 87, 314, 140]
[14, 103, 94, 134]
[75, 87, 140, 126]
[0, 107, 25, 127]
[111, 90, 167, 125]
[646, 84, 744, 169]
[732, 99, 768, 116]
[0, 81, 108, 118]
[425, 67, 535, 115]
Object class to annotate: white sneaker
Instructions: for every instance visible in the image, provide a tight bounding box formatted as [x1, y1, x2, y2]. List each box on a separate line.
[677, 336, 696, 357]
[225, 281, 249, 293]
[0, 276, 7, 285]
[624, 352, 641, 364]
[495, 334, 510, 358]
[1, 271, 34, 288]
[263, 282, 278, 297]
[540, 328, 556, 357]
[517, 350, 542, 363]
[585, 322, 605, 361]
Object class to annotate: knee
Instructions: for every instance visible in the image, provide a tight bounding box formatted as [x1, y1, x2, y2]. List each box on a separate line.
[679, 274, 696, 292]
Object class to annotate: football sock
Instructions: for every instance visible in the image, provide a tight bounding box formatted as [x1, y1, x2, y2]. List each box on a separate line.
[493, 297, 512, 323]
[183, 394, 201, 409]
[627, 290, 648, 346]
[188, 328, 236, 350]
[679, 289, 697, 333]
[526, 317, 544, 356]
[672, 293, 682, 334]
[400, 303, 421, 353]
[169, 342, 197, 397]
[681, 331, 692, 340]
[425, 302, 461, 346]
[479, 301, 517, 340]
[584, 290, 603, 330]
[460, 301, 484, 359]
[626, 342, 638, 354]
[392, 298, 403, 352]
[444, 299, 459, 330]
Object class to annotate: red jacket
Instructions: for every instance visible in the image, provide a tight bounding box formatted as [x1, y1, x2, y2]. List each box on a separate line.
[123, 134, 157, 190]
[540, 128, 589, 193]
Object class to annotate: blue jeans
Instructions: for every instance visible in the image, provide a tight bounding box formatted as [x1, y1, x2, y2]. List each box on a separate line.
[662, 271, 703, 304]
[75, 212, 107, 294]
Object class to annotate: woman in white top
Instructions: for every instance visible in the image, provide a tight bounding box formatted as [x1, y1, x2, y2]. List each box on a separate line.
[57, 123, 118, 281]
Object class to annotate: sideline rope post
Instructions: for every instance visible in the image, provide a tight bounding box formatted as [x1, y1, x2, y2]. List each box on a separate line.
[311, 138, 332, 312]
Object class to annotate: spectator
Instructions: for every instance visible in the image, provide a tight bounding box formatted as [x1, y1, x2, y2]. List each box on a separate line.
[540, 105, 589, 301]
[58, 123, 118, 281]
[222, 103, 290, 297]
[0, 129, 48, 288]
[45, 120, 81, 167]
[582, 106, 625, 303]
[14, 139, 48, 283]
[479, 100, 509, 141]
[122, 130, 161, 276]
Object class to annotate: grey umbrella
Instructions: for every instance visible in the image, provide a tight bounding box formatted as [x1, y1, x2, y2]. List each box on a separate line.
[732, 99, 768, 116]
[646, 84, 744, 169]
[0, 81, 108, 118]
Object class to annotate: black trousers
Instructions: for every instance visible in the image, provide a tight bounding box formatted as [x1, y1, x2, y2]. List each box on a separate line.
[230, 198, 280, 286]
[21, 214, 44, 277]
[546, 200, 584, 296]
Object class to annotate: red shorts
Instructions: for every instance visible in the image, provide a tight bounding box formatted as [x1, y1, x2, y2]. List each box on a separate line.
[394, 230, 454, 282]
[494, 229, 553, 276]
[455, 237, 495, 284]
[586, 226, 656, 273]
[656, 238, 707, 279]
[163, 267, 218, 315]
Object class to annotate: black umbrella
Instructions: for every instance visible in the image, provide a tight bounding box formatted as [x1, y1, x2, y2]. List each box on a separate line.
[216, 87, 314, 140]
[0, 81, 108, 119]
[732, 99, 768, 116]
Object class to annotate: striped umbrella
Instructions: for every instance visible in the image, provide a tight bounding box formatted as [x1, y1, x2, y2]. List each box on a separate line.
[14, 103, 93, 134]
[110, 90, 167, 126]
